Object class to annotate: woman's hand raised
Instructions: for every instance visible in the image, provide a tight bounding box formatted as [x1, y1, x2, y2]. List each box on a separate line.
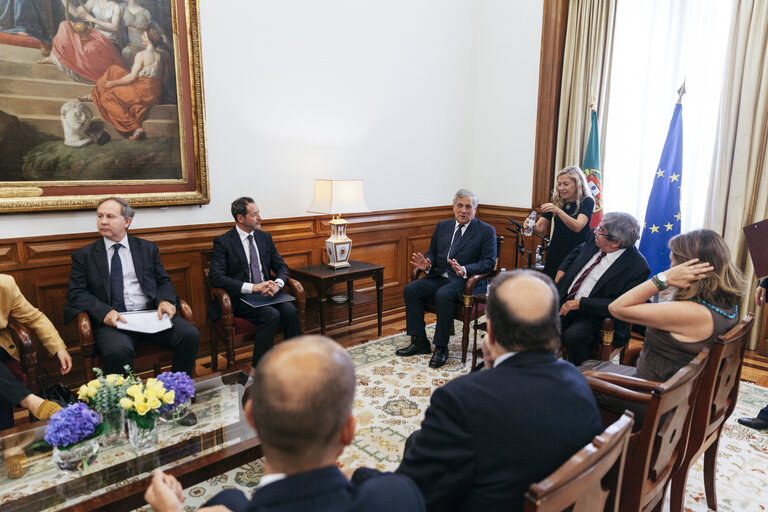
[664, 258, 713, 288]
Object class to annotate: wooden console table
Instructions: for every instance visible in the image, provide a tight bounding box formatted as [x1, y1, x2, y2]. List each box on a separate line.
[290, 260, 384, 336]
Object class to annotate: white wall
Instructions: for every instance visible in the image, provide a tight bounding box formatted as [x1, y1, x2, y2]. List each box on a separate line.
[1, 0, 542, 238]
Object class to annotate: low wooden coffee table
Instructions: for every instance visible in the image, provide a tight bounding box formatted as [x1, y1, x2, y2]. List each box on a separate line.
[0, 369, 259, 512]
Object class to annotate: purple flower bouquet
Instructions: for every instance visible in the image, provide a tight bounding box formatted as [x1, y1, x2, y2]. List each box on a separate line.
[44, 402, 103, 448]
[156, 371, 195, 414]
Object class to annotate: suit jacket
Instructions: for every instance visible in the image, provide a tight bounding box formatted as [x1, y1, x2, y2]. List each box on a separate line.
[64, 236, 177, 326]
[0, 274, 65, 361]
[208, 227, 291, 319]
[422, 218, 497, 284]
[394, 351, 603, 512]
[556, 233, 650, 345]
[207, 465, 425, 512]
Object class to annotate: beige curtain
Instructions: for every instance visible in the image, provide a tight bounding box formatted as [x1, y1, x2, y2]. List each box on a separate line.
[554, 0, 616, 180]
[705, 0, 768, 350]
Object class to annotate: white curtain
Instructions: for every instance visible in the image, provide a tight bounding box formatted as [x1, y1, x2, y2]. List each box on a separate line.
[601, 0, 732, 232]
[706, 0, 768, 350]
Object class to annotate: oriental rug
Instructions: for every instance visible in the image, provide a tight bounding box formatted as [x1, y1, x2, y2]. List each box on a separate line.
[135, 323, 768, 512]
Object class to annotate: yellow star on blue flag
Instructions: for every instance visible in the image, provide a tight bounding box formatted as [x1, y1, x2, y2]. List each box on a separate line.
[639, 103, 683, 275]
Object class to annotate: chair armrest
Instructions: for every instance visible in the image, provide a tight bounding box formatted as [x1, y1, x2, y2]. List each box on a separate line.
[179, 298, 193, 324]
[583, 370, 661, 392]
[7, 320, 34, 360]
[584, 375, 652, 404]
[286, 278, 305, 301]
[622, 343, 643, 366]
[211, 287, 234, 317]
[600, 318, 615, 346]
[463, 272, 491, 307]
[77, 312, 95, 359]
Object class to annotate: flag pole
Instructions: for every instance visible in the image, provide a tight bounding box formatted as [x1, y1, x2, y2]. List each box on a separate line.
[676, 79, 686, 103]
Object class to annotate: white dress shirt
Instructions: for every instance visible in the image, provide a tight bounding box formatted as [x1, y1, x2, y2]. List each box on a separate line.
[567, 248, 626, 299]
[104, 236, 150, 311]
[236, 226, 284, 294]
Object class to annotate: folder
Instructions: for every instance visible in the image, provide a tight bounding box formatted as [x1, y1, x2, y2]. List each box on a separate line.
[240, 291, 296, 309]
[743, 219, 768, 279]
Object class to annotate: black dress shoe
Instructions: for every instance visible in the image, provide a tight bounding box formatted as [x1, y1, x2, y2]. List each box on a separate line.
[429, 347, 449, 368]
[396, 338, 431, 357]
[737, 417, 768, 430]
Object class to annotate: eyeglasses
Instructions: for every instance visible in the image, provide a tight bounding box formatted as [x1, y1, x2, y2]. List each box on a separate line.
[594, 227, 616, 241]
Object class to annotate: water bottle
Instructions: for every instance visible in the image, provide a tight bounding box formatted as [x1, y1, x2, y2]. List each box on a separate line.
[523, 211, 536, 237]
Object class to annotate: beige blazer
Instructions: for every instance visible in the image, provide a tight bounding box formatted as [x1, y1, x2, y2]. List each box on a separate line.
[0, 274, 66, 361]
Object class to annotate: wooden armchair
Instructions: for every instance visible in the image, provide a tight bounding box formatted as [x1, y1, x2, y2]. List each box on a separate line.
[77, 298, 194, 381]
[6, 319, 41, 395]
[591, 318, 626, 362]
[584, 350, 708, 512]
[203, 259, 306, 372]
[665, 314, 754, 512]
[523, 412, 634, 512]
[410, 235, 503, 363]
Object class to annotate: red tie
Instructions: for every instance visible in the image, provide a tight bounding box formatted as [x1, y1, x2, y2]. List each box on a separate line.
[566, 251, 606, 301]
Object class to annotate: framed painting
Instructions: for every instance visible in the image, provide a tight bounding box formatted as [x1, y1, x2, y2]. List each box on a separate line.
[0, 0, 209, 212]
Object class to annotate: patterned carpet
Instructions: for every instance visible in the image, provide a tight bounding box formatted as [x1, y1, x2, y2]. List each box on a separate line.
[135, 323, 768, 512]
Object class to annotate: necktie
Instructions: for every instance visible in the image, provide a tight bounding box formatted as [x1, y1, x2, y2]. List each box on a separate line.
[566, 251, 606, 301]
[448, 225, 465, 259]
[110, 244, 127, 312]
[248, 235, 263, 284]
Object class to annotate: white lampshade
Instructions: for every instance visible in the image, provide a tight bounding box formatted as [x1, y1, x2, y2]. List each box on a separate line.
[307, 179, 370, 215]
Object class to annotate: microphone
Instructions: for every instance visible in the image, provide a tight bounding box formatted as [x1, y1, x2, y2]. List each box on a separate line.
[506, 217, 524, 230]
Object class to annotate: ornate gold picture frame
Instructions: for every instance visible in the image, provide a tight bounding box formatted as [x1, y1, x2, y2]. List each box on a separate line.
[0, 0, 209, 212]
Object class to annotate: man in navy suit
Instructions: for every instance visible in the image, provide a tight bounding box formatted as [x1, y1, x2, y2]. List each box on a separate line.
[64, 197, 200, 375]
[555, 212, 650, 365]
[377, 270, 603, 511]
[208, 197, 301, 368]
[397, 189, 497, 368]
[144, 336, 425, 512]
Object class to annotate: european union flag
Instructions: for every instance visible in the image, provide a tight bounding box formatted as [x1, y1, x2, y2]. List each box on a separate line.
[639, 102, 683, 275]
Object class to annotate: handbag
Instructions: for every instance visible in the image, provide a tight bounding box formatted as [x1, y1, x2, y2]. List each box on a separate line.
[36, 367, 79, 407]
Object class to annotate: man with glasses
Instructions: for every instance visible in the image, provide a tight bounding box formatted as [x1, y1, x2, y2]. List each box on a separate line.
[554, 212, 649, 365]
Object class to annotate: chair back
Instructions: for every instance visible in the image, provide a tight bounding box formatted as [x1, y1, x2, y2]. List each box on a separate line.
[523, 412, 634, 512]
[621, 349, 709, 512]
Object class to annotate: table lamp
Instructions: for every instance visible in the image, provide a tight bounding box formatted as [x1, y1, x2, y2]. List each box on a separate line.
[307, 179, 370, 268]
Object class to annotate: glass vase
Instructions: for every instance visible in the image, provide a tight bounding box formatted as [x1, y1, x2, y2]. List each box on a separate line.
[52, 438, 99, 472]
[98, 408, 125, 446]
[127, 417, 158, 450]
[158, 399, 192, 423]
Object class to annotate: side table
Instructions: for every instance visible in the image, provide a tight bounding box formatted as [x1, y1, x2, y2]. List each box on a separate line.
[290, 260, 384, 336]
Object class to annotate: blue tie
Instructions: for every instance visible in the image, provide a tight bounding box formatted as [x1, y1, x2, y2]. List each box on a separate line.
[248, 235, 263, 284]
[110, 244, 126, 312]
[448, 225, 464, 259]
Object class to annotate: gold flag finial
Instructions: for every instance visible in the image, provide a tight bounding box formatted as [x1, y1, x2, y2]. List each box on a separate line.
[676, 80, 686, 104]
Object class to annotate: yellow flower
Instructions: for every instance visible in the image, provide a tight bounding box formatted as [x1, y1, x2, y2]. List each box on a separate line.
[135, 401, 150, 416]
[105, 374, 119, 385]
[144, 388, 158, 399]
[78, 384, 88, 400]
[126, 384, 142, 398]
[162, 390, 175, 404]
[120, 397, 134, 409]
[116, 376, 125, 385]
[147, 397, 162, 409]
[87, 379, 101, 389]
[86, 385, 98, 398]
[134, 392, 147, 403]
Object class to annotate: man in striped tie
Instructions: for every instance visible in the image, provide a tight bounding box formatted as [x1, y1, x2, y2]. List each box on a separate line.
[397, 189, 497, 368]
[554, 212, 649, 365]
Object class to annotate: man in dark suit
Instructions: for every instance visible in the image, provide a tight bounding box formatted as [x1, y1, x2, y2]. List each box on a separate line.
[555, 211, 650, 365]
[64, 197, 199, 375]
[381, 270, 603, 512]
[144, 335, 425, 512]
[208, 197, 301, 368]
[397, 189, 497, 368]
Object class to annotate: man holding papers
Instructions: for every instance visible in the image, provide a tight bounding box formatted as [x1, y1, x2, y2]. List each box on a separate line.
[64, 197, 200, 375]
[208, 197, 301, 368]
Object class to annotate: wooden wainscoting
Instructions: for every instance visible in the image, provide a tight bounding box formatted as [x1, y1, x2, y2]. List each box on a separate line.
[0, 204, 532, 386]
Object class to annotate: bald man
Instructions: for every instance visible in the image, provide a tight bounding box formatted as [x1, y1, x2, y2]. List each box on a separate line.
[379, 270, 603, 512]
[145, 336, 425, 512]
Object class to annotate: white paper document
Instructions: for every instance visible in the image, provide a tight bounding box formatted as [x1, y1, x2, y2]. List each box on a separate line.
[115, 310, 173, 334]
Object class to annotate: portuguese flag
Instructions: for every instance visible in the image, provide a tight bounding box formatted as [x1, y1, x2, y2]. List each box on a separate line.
[582, 109, 602, 228]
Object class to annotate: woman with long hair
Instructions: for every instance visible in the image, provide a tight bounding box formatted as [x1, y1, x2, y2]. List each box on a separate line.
[581, 229, 743, 418]
[527, 166, 594, 279]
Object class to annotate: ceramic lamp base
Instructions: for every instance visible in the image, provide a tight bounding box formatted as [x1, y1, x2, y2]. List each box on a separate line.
[325, 217, 352, 268]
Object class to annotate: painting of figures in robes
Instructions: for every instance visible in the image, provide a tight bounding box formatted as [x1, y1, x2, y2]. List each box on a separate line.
[0, 0, 209, 212]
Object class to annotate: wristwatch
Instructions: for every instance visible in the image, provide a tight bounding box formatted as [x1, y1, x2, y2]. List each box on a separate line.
[656, 272, 668, 287]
